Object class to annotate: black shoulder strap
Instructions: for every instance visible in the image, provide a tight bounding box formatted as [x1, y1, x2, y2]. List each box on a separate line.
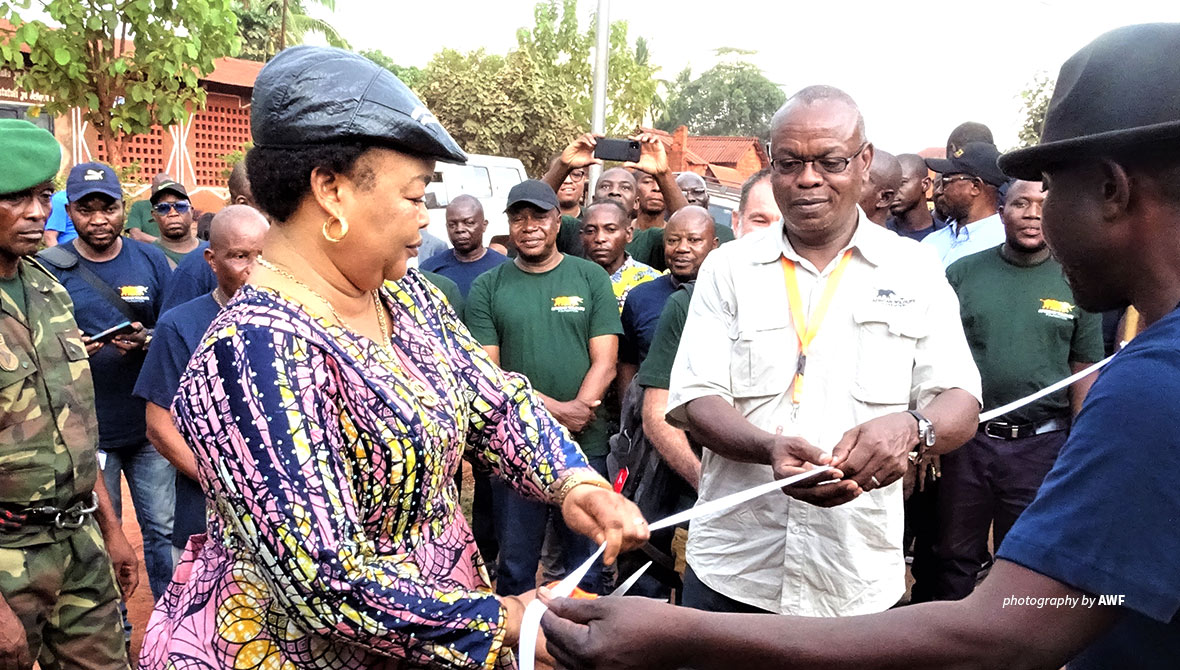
[36, 246, 138, 323]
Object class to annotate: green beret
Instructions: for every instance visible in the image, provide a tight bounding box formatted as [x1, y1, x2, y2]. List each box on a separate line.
[0, 119, 61, 196]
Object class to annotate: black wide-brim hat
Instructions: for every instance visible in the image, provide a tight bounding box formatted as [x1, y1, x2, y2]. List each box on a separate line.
[251, 46, 467, 164]
[1000, 23, 1180, 180]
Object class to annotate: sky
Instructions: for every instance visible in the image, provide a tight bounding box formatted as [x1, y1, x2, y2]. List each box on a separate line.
[319, 0, 1180, 153]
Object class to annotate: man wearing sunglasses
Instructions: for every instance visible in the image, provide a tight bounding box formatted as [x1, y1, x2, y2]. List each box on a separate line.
[922, 143, 1007, 268]
[148, 181, 206, 268]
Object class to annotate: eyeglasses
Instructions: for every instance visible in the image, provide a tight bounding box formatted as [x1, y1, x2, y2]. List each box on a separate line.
[565, 170, 587, 183]
[153, 201, 192, 215]
[770, 142, 868, 176]
[936, 175, 978, 188]
[681, 187, 707, 197]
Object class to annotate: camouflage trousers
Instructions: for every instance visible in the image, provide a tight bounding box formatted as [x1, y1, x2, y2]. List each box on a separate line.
[0, 518, 128, 670]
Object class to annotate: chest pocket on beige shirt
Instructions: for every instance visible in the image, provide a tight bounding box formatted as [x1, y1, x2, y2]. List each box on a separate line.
[730, 310, 794, 398]
[850, 299, 926, 406]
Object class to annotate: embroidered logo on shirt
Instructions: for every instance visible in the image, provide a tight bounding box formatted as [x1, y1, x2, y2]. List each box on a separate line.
[551, 295, 585, 313]
[1038, 298, 1076, 321]
[873, 289, 914, 307]
[120, 285, 151, 303]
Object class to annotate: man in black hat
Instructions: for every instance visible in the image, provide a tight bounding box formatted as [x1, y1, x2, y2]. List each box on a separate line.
[466, 179, 622, 597]
[540, 22, 1180, 669]
[922, 142, 1007, 267]
[148, 180, 205, 268]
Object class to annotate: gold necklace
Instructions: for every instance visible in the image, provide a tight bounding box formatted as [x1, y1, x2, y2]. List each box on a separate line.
[257, 257, 392, 352]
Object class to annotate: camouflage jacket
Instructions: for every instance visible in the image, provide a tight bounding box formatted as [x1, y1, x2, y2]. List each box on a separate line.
[0, 258, 100, 547]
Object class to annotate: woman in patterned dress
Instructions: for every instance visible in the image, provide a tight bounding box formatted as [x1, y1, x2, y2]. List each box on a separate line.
[138, 46, 648, 670]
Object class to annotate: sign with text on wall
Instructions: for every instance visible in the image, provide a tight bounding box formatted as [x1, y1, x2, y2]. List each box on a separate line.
[0, 67, 53, 106]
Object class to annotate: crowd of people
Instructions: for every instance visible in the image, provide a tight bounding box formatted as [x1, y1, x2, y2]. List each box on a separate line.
[0, 20, 1176, 670]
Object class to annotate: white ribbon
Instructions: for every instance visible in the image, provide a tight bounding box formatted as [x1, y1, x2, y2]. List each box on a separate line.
[518, 356, 1115, 669]
[518, 467, 836, 670]
[978, 355, 1112, 423]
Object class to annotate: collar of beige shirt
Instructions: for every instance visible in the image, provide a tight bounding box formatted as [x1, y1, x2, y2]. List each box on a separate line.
[747, 206, 891, 272]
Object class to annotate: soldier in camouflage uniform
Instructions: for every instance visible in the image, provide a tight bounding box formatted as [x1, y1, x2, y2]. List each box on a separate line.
[0, 119, 138, 670]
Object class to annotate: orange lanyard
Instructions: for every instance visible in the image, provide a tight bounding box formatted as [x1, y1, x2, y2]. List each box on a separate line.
[781, 249, 854, 410]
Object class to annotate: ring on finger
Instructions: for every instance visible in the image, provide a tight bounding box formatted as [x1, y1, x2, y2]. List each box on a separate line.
[870, 475, 881, 488]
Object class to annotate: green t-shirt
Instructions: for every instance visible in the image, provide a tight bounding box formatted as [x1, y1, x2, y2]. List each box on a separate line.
[636, 283, 694, 390]
[947, 246, 1105, 423]
[153, 239, 206, 268]
[0, 272, 27, 316]
[625, 224, 735, 272]
[466, 254, 622, 456]
[420, 269, 465, 321]
[557, 214, 585, 257]
[127, 199, 158, 237]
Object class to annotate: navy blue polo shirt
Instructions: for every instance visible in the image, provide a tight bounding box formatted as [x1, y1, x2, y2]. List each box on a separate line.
[619, 274, 679, 365]
[50, 240, 172, 450]
[133, 292, 221, 549]
[159, 247, 216, 314]
[420, 248, 509, 297]
[996, 305, 1180, 668]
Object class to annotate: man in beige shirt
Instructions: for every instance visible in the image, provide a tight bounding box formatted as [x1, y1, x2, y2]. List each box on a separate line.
[665, 85, 982, 616]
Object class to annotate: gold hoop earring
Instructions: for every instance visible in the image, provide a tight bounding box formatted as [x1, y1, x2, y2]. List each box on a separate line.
[322, 216, 349, 243]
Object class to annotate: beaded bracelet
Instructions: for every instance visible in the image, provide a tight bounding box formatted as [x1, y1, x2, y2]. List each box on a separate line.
[554, 472, 613, 508]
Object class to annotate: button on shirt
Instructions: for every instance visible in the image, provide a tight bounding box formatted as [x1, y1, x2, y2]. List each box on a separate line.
[667, 217, 981, 616]
[921, 213, 1004, 268]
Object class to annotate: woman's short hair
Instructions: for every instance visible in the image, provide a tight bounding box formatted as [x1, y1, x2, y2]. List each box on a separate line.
[245, 141, 377, 223]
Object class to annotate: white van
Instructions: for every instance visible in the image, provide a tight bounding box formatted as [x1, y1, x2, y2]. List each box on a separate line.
[424, 154, 528, 248]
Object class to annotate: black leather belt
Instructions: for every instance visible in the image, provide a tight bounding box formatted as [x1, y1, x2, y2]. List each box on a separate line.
[0, 492, 98, 531]
[982, 417, 1069, 441]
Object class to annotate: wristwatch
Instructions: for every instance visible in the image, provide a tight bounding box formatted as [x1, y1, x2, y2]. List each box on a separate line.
[906, 409, 935, 460]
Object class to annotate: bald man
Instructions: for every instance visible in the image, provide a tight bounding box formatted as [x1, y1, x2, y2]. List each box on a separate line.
[421, 194, 509, 296]
[133, 205, 269, 559]
[646, 85, 980, 616]
[676, 172, 710, 209]
[227, 161, 255, 208]
[859, 149, 903, 226]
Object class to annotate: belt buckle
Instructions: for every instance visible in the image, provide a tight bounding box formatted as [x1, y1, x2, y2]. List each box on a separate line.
[54, 493, 97, 530]
[984, 422, 1020, 440]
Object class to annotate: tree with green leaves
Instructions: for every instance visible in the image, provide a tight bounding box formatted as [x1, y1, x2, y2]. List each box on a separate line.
[359, 49, 423, 92]
[416, 47, 580, 176]
[1016, 73, 1054, 149]
[234, 0, 348, 62]
[515, 0, 659, 133]
[0, 0, 241, 171]
[659, 55, 785, 140]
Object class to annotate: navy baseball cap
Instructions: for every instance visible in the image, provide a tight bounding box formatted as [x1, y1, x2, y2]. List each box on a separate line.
[505, 180, 558, 212]
[150, 179, 189, 204]
[66, 162, 122, 203]
[924, 142, 1007, 187]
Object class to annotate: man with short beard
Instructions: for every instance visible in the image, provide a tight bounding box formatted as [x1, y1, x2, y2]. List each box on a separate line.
[466, 180, 622, 596]
[887, 154, 939, 240]
[580, 199, 661, 312]
[41, 162, 176, 602]
[148, 180, 205, 268]
[125, 173, 172, 243]
[421, 194, 509, 297]
[931, 179, 1103, 601]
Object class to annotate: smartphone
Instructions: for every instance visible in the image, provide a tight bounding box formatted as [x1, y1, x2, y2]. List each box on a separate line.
[593, 138, 642, 163]
[89, 321, 135, 343]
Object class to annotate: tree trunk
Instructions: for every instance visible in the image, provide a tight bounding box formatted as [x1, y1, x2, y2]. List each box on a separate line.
[279, 0, 289, 51]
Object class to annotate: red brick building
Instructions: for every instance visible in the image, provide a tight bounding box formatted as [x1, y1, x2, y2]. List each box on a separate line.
[640, 125, 770, 190]
[0, 43, 261, 213]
